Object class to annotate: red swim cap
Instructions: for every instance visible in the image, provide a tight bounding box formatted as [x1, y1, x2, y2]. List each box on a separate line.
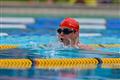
[60, 17, 79, 32]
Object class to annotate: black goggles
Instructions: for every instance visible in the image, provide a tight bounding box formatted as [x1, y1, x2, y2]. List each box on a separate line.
[57, 28, 75, 35]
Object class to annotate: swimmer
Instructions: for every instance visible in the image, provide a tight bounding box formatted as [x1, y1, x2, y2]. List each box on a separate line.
[57, 17, 94, 50]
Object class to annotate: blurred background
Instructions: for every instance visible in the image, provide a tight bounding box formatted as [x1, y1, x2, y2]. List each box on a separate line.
[0, 0, 120, 35]
[0, 0, 120, 18]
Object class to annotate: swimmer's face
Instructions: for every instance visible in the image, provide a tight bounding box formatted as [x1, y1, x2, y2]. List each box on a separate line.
[57, 27, 79, 45]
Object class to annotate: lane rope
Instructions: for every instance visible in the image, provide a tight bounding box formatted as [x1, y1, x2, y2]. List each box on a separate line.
[0, 59, 32, 69]
[0, 58, 119, 69]
[89, 44, 120, 48]
[0, 45, 18, 50]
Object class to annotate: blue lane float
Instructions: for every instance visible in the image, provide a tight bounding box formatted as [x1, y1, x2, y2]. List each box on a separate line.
[27, 23, 58, 29]
[106, 18, 120, 29]
[1, 17, 120, 37]
[35, 18, 63, 26]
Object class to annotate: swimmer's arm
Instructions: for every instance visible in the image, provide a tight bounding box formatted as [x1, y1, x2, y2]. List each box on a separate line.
[78, 43, 95, 50]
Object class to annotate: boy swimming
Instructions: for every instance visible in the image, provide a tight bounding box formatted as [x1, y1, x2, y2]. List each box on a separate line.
[57, 17, 94, 50]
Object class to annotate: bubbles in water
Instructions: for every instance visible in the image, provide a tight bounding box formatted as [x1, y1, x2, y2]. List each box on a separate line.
[45, 41, 73, 50]
[23, 41, 39, 49]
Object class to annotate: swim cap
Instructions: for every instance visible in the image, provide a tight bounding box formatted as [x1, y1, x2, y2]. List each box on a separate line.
[60, 17, 79, 32]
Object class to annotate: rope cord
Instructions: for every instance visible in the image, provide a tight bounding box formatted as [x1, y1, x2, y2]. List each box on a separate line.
[0, 58, 119, 69]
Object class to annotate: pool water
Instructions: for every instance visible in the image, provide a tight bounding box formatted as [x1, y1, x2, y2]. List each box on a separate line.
[0, 34, 120, 80]
[0, 18, 120, 80]
[0, 67, 120, 80]
[1, 35, 120, 53]
[0, 48, 120, 80]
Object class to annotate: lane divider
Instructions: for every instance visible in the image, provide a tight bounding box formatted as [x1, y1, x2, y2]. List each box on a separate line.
[100, 44, 120, 48]
[35, 58, 98, 69]
[102, 58, 120, 64]
[0, 58, 119, 69]
[0, 59, 32, 69]
[0, 44, 120, 50]
[0, 45, 18, 50]
[89, 44, 120, 48]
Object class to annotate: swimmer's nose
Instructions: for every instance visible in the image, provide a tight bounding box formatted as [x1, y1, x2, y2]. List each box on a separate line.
[59, 32, 64, 36]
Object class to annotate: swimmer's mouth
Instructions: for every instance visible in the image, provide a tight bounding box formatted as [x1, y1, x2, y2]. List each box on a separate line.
[60, 38, 63, 42]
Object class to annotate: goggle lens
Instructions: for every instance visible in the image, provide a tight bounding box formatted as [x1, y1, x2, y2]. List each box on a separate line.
[57, 28, 75, 34]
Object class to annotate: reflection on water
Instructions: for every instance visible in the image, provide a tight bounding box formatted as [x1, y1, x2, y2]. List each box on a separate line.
[0, 49, 120, 80]
[0, 48, 119, 59]
[0, 67, 120, 80]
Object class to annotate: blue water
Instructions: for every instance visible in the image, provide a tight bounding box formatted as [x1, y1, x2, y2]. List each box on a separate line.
[0, 47, 120, 80]
[0, 35, 120, 80]
[0, 24, 120, 80]
[1, 35, 120, 53]
[0, 68, 120, 80]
